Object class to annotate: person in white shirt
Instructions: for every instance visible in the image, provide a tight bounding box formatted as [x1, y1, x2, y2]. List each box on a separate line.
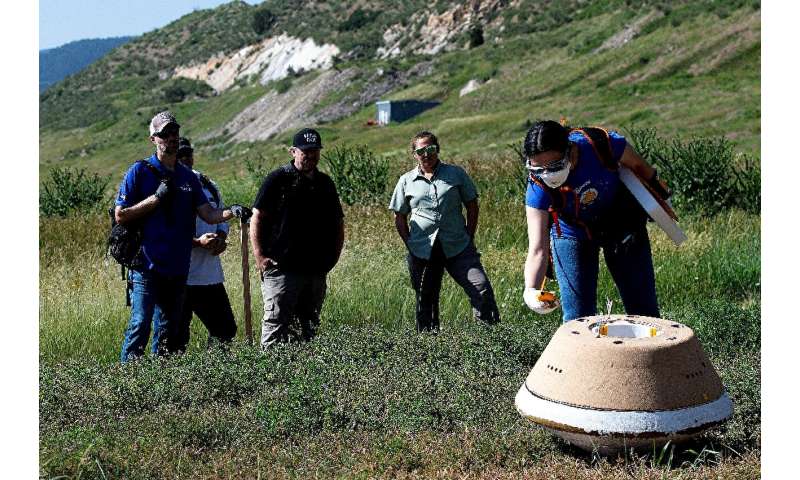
[172, 137, 238, 350]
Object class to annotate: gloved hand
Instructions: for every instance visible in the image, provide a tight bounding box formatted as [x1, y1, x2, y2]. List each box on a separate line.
[229, 204, 252, 221]
[154, 179, 172, 200]
[523, 287, 560, 315]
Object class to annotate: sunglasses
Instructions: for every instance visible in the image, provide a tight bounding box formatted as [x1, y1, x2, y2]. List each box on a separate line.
[414, 144, 438, 156]
[527, 150, 570, 176]
[155, 124, 179, 138]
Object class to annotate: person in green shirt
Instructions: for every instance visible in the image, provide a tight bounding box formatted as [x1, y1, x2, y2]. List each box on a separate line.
[389, 130, 501, 332]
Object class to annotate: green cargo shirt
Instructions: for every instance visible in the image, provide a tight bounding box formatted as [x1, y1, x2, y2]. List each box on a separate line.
[389, 162, 478, 260]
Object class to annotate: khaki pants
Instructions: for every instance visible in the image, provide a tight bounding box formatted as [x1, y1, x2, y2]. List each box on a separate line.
[259, 267, 327, 349]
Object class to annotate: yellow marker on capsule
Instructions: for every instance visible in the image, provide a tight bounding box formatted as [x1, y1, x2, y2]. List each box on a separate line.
[650, 327, 658, 337]
[599, 324, 608, 336]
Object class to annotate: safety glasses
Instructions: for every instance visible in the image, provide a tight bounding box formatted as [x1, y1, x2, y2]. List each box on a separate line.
[414, 144, 438, 156]
[155, 124, 180, 138]
[526, 149, 570, 176]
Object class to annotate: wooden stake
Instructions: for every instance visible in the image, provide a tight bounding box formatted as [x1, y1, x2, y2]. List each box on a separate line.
[240, 219, 253, 344]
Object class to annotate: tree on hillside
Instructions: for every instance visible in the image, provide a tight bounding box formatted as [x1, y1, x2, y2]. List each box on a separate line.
[468, 24, 484, 48]
[252, 6, 276, 35]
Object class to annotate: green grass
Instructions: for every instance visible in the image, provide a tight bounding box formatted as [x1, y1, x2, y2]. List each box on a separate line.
[39, 175, 760, 477]
[39, 202, 760, 364]
[40, 306, 759, 478]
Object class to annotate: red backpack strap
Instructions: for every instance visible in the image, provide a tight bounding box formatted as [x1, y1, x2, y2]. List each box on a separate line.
[530, 173, 565, 238]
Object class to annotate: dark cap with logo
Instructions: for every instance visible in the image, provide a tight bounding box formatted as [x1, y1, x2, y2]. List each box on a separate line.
[177, 137, 193, 156]
[292, 128, 323, 150]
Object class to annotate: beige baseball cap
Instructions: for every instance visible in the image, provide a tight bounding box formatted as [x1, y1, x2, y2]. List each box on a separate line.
[149, 111, 180, 136]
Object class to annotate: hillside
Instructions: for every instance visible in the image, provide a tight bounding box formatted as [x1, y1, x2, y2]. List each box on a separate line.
[39, 0, 760, 180]
[39, 36, 134, 93]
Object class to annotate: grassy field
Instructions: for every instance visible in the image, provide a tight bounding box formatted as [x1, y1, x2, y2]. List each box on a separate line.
[39, 170, 761, 478]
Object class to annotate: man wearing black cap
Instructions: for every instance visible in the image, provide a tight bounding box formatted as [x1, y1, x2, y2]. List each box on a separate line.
[250, 128, 345, 348]
[114, 111, 251, 362]
[173, 137, 238, 351]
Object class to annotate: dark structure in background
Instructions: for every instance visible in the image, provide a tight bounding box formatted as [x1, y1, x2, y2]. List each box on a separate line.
[375, 100, 441, 125]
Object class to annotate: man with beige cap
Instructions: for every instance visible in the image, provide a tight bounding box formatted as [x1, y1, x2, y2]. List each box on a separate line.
[114, 111, 251, 362]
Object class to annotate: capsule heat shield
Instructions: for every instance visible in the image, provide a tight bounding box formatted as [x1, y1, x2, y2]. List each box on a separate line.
[515, 315, 733, 453]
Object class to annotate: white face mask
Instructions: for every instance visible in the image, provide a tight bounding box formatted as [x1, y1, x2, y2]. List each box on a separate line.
[538, 164, 570, 188]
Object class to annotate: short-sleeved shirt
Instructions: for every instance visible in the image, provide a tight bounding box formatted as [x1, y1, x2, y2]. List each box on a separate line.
[525, 130, 628, 241]
[187, 170, 228, 286]
[252, 162, 344, 274]
[389, 161, 478, 259]
[115, 154, 209, 276]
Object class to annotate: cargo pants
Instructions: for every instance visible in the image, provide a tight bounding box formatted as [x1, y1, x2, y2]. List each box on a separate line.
[259, 267, 327, 349]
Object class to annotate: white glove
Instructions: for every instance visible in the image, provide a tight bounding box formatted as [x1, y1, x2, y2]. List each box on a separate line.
[523, 287, 560, 315]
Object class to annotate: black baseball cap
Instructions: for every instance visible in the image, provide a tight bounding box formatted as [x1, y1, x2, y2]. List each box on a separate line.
[292, 128, 323, 150]
[177, 137, 193, 156]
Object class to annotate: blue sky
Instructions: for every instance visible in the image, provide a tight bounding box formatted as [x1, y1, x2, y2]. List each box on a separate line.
[39, 0, 261, 50]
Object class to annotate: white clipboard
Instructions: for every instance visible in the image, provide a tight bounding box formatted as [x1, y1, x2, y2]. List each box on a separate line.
[618, 166, 687, 246]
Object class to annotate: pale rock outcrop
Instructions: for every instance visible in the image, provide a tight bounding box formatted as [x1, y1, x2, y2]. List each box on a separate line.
[173, 34, 339, 92]
[460, 79, 483, 97]
[378, 0, 507, 58]
[203, 68, 358, 143]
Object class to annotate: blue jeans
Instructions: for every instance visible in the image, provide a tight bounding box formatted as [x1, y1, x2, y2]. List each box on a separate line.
[551, 229, 659, 322]
[120, 269, 187, 362]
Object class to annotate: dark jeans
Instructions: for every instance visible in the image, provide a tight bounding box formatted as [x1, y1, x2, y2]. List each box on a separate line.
[407, 240, 500, 332]
[259, 267, 327, 349]
[172, 283, 237, 352]
[120, 269, 187, 363]
[551, 229, 660, 322]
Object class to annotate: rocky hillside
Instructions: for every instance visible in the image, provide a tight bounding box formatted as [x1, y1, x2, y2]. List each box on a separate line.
[39, 0, 760, 177]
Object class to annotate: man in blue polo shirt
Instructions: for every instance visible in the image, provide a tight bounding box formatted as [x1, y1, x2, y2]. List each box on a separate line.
[114, 111, 251, 362]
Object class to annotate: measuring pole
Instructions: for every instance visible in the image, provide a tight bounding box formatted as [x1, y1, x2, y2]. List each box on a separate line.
[240, 218, 253, 344]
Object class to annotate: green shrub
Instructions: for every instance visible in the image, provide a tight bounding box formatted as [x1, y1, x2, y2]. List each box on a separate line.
[40, 167, 110, 217]
[338, 8, 378, 32]
[252, 6, 276, 35]
[626, 128, 760, 216]
[161, 78, 213, 104]
[323, 145, 389, 206]
[273, 76, 293, 94]
[244, 154, 272, 187]
[468, 24, 485, 48]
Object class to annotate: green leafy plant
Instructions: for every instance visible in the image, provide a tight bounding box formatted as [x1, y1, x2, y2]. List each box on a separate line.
[626, 128, 760, 216]
[323, 144, 388, 206]
[40, 167, 110, 217]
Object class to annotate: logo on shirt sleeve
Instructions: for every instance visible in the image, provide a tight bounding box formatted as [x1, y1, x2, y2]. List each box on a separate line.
[580, 188, 599, 205]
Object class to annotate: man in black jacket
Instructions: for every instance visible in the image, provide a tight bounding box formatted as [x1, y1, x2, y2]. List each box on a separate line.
[250, 128, 345, 348]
